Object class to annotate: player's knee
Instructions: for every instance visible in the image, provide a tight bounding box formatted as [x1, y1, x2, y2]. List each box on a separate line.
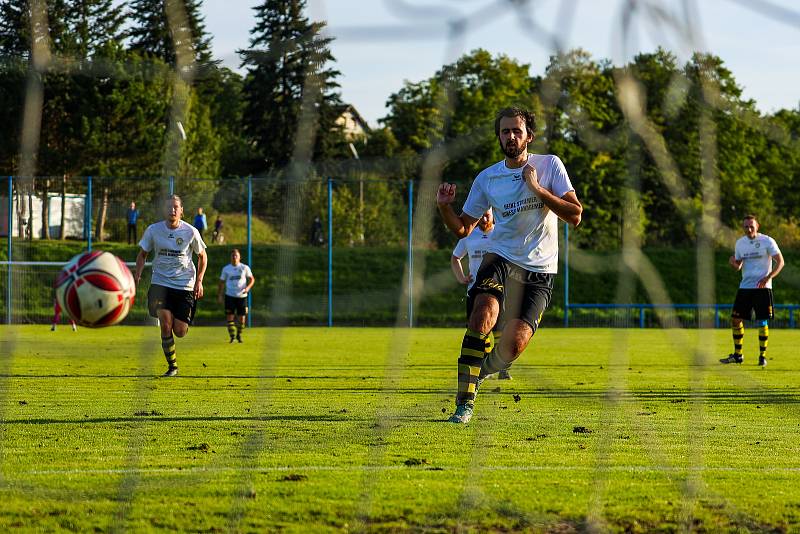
[500, 321, 533, 361]
[173, 323, 189, 337]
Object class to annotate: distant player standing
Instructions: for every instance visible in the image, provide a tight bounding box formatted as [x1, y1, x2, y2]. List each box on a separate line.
[720, 215, 784, 367]
[437, 107, 582, 423]
[135, 195, 207, 377]
[217, 249, 255, 343]
[451, 209, 511, 380]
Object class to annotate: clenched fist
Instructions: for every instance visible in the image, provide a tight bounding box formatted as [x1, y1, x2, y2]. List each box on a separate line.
[437, 183, 457, 205]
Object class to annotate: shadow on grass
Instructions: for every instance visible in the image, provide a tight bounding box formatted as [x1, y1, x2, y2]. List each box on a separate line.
[3, 415, 354, 425]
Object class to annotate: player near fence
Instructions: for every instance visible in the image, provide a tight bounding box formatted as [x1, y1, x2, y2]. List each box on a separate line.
[135, 195, 207, 377]
[437, 106, 582, 423]
[217, 249, 255, 343]
[720, 214, 785, 367]
[451, 208, 511, 380]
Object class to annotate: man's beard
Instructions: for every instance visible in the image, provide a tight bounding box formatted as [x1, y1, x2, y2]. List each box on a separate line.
[500, 139, 525, 158]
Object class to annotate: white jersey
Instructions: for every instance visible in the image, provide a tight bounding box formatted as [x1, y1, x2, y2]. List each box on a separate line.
[139, 220, 206, 291]
[735, 233, 781, 289]
[453, 228, 493, 290]
[220, 263, 253, 298]
[462, 154, 574, 273]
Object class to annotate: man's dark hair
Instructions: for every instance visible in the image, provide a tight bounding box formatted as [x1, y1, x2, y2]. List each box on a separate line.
[494, 107, 536, 137]
[743, 214, 758, 223]
[165, 194, 183, 207]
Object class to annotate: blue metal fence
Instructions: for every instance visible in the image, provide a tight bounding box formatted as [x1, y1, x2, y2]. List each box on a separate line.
[564, 303, 800, 328]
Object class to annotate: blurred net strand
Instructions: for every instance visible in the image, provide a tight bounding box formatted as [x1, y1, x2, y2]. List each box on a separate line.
[4, 0, 800, 529]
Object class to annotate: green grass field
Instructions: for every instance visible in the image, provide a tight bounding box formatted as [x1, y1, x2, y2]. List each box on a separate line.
[2, 325, 799, 532]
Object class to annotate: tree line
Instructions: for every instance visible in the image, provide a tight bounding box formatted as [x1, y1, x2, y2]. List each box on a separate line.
[1, 0, 799, 249]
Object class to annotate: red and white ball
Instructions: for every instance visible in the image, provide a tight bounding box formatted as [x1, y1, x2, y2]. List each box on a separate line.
[54, 251, 136, 327]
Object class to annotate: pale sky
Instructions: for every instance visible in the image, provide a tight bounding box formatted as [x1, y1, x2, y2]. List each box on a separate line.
[202, 0, 800, 126]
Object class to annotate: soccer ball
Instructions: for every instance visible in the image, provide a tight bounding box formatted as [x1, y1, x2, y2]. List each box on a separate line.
[54, 251, 136, 327]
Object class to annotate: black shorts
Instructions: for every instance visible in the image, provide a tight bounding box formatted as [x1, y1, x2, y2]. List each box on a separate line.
[224, 295, 248, 316]
[732, 288, 774, 321]
[147, 284, 196, 325]
[467, 253, 554, 332]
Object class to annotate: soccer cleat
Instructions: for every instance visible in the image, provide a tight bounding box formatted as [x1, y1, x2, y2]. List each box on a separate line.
[719, 354, 743, 364]
[71, 324, 77, 331]
[163, 366, 179, 377]
[448, 403, 474, 424]
[236, 335, 242, 343]
[758, 356, 768, 367]
[50, 324, 56, 331]
[229, 337, 235, 344]
[498, 368, 512, 380]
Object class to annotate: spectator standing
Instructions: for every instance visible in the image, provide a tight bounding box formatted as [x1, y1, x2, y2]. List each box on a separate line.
[213, 215, 223, 244]
[126, 201, 140, 244]
[193, 207, 208, 238]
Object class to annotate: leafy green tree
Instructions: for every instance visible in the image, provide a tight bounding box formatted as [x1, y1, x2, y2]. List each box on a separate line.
[540, 49, 625, 249]
[759, 109, 800, 223]
[240, 0, 346, 171]
[383, 49, 538, 183]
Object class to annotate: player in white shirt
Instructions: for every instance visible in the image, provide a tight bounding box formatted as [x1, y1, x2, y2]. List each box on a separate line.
[135, 195, 208, 377]
[451, 209, 511, 380]
[217, 249, 255, 343]
[437, 107, 583, 423]
[720, 215, 784, 366]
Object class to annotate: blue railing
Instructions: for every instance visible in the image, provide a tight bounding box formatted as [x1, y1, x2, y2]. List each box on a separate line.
[565, 303, 799, 328]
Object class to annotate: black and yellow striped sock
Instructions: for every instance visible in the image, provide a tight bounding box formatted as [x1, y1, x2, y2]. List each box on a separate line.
[236, 323, 244, 339]
[456, 329, 493, 406]
[759, 324, 769, 357]
[732, 323, 744, 356]
[161, 335, 177, 368]
[227, 321, 236, 339]
[479, 329, 507, 378]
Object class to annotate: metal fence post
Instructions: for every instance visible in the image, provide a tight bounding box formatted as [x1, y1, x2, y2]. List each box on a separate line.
[86, 176, 92, 251]
[327, 177, 333, 327]
[407, 180, 413, 328]
[6, 176, 12, 324]
[169, 176, 174, 196]
[564, 222, 569, 327]
[247, 175, 252, 328]
[639, 306, 645, 328]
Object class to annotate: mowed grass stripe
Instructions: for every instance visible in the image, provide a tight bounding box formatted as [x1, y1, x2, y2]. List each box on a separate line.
[2, 326, 800, 532]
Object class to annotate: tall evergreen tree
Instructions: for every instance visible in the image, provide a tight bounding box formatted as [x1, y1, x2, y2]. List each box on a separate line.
[240, 0, 345, 171]
[127, 0, 212, 66]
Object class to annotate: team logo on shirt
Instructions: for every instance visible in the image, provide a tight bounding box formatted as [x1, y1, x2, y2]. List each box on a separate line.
[755, 242, 760, 248]
[176, 237, 184, 245]
[512, 173, 521, 181]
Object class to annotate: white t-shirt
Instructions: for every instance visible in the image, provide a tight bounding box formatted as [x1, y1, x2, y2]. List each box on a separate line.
[139, 220, 206, 291]
[735, 233, 781, 289]
[462, 154, 574, 273]
[220, 263, 253, 298]
[453, 229, 493, 290]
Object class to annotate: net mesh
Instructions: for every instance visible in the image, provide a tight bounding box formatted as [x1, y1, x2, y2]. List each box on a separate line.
[1, 0, 799, 530]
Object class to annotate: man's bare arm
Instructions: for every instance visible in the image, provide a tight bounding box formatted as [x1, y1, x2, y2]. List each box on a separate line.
[134, 248, 148, 286]
[436, 183, 480, 238]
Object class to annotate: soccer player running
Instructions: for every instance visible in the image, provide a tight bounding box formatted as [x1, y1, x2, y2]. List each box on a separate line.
[437, 107, 582, 423]
[720, 215, 785, 367]
[217, 249, 255, 343]
[451, 209, 511, 380]
[135, 195, 207, 377]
